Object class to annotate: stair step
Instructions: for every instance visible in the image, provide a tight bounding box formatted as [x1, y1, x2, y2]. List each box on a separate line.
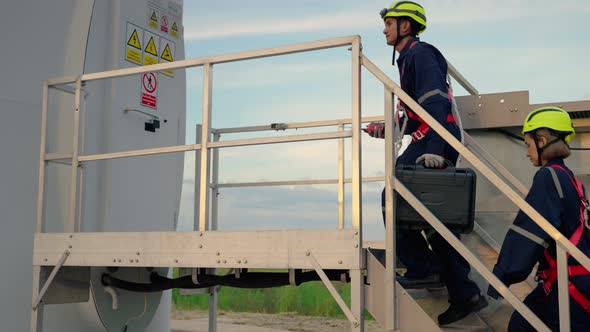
[413, 292, 491, 331]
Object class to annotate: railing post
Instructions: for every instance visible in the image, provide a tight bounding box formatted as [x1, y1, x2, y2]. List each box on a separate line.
[384, 89, 397, 331]
[557, 245, 571, 332]
[76, 89, 88, 231]
[67, 78, 82, 233]
[338, 123, 344, 229]
[36, 83, 49, 233]
[194, 125, 202, 231]
[198, 64, 213, 232]
[350, 37, 362, 231]
[211, 132, 220, 232]
[350, 35, 364, 332]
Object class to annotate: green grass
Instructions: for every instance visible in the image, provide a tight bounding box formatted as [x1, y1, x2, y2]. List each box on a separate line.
[173, 281, 352, 318]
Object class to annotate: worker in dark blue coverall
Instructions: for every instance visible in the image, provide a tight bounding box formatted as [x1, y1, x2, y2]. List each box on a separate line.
[488, 107, 590, 331]
[365, 1, 486, 325]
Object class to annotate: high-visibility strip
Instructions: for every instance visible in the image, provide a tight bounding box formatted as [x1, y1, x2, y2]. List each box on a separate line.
[417, 88, 449, 105]
[547, 167, 564, 199]
[510, 224, 549, 248]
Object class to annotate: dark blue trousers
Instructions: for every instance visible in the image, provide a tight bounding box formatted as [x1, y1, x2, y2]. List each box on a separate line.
[381, 124, 480, 303]
[508, 284, 590, 331]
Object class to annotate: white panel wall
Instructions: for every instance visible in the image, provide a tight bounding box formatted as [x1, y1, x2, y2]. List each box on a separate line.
[0, 0, 185, 331]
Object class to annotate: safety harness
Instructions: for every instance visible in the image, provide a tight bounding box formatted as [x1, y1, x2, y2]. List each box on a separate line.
[397, 41, 456, 142]
[536, 164, 590, 314]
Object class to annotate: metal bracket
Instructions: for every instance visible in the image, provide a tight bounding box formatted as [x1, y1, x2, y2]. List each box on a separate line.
[288, 269, 296, 286]
[306, 250, 359, 327]
[270, 123, 288, 131]
[32, 249, 70, 310]
[191, 268, 199, 284]
[124, 108, 163, 132]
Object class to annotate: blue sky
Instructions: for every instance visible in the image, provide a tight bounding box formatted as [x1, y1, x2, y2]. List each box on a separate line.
[176, 0, 590, 239]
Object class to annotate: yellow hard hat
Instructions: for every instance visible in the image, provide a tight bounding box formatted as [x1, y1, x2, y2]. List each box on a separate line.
[380, 1, 427, 35]
[522, 106, 575, 142]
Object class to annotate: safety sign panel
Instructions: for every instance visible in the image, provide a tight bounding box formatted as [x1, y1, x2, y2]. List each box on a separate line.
[125, 23, 143, 65]
[160, 14, 169, 33]
[142, 31, 159, 66]
[149, 10, 158, 29]
[171, 21, 178, 38]
[159, 38, 175, 77]
[141, 72, 158, 109]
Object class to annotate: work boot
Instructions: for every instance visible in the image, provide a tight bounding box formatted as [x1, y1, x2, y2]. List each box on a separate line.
[396, 273, 444, 289]
[438, 294, 488, 325]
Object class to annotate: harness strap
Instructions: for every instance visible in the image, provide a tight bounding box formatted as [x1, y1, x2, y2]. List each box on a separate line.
[535, 164, 590, 313]
[570, 283, 590, 314]
[410, 114, 455, 142]
[549, 165, 589, 244]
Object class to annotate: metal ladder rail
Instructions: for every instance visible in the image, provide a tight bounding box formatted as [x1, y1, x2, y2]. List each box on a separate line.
[363, 54, 590, 332]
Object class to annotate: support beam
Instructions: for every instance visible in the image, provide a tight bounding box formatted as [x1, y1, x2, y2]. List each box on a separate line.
[307, 251, 359, 327]
[32, 250, 70, 310]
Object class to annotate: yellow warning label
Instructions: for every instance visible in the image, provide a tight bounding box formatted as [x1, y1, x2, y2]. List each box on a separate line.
[127, 29, 141, 50]
[126, 48, 142, 65]
[143, 55, 158, 66]
[171, 22, 178, 38]
[150, 11, 158, 29]
[159, 38, 175, 77]
[161, 44, 173, 62]
[145, 37, 158, 56]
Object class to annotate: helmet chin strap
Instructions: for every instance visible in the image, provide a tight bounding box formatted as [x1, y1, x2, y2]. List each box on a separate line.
[391, 21, 410, 66]
[533, 134, 562, 166]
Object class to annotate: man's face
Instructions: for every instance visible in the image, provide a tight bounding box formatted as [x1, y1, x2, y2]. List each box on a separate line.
[383, 17, 398, 46]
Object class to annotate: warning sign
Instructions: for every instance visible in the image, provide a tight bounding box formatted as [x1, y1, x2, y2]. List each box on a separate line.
[161, 44, 173, 62]
[171, 22, 178, 38]
[149, 10, 158, 29]
[128, 30, 141, 49]
[125, 23, 143, 65]
[160, 14, 169, 33]
[159, 38, 175, 77]
[142, 31, 159, 66]
[141, 72, 158, 109]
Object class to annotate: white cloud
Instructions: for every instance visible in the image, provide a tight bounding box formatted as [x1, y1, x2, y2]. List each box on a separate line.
[186, 60, 352, 91]
[185, 10, 380, 40]
[177, 183, 387, 239]
[428, 0, 590, 25]
[184, 0, 590, 40]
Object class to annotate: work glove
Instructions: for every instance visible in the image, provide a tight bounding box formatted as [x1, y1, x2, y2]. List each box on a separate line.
[416, 154, 445, 168]
[364, 122, 385, 139]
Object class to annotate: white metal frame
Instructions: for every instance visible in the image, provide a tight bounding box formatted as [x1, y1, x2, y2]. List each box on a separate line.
[32, 35, 366, 332]
[32, 35, 590, 332]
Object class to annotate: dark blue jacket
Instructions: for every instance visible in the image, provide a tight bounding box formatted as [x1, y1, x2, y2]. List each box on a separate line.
[492, 159, 590, 297]
[397, 37, 453, 156]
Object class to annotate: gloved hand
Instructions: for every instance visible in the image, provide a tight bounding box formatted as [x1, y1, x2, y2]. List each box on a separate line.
[364, 122, 385, 139]
[416, 153, 445, 168]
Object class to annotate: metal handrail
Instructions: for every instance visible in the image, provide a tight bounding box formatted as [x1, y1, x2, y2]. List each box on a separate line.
[45, 36, 359, 86]
[37, 35, 363, 233]
[363, 54, 589, 331]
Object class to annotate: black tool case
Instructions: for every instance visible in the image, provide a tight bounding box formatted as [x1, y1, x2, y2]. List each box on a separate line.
[395, 164, 476, 234]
